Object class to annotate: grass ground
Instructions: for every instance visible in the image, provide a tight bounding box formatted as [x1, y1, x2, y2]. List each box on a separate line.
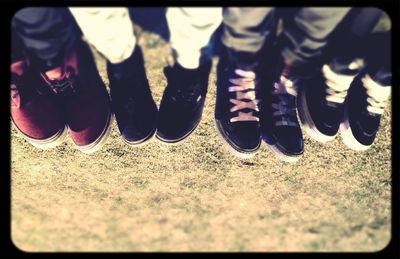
[11, 24, 392, 252]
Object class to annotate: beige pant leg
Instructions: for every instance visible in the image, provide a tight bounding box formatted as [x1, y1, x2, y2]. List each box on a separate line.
[69, 7, 136, 64]
[166, 7, 223, 69]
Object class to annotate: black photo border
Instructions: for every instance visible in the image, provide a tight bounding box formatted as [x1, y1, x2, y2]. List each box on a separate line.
[1, 0, 398, 257]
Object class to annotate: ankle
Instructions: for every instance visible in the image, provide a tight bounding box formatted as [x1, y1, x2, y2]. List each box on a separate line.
[108, 46, 143, 80]
[44, 67, 64, 80]
[226, 48, 259, 71]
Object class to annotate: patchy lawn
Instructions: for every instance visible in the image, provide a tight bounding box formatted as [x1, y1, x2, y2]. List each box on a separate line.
[11, 25, 391, 252]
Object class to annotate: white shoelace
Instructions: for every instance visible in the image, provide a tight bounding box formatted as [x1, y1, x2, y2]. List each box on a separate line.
[272, 75, 298, 127]
[229, 69, 259, 123]
[322, 64, 356, 104]
[361, 74, 391, 115]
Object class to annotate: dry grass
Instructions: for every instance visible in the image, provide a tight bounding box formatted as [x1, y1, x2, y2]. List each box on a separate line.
[11, 29, 392, 252]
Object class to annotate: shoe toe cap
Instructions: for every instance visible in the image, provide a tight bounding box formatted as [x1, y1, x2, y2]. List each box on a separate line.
[275, 128, 304, 155]
[222, 122, 261, 152]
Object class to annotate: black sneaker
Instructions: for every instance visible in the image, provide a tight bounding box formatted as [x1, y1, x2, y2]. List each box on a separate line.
[215, 51, 261, 158]
[156, 61, 211, 143]
[107, 46, 158, 145]
[260, 62, 304, 163]
[340, 67, 391, 150]
[297, 57, 365, 142]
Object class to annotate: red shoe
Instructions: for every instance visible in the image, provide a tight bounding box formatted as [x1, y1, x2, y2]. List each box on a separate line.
[41, 40, 112, 154]
[11, 61, 67, 149]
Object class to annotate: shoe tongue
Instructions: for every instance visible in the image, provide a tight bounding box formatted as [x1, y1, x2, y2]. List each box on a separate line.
[109, 66, 126, 80]
[109, 57, 138, 80]
[232, 107, 257, 116]
[41, 67, 76, 95]
[44, 67, 64, 80]
[274, 76, 297, 97]
[11, 61, 26, 76]
[329, 57, 365, 75]
[169, 64, 205, 95]
[227, 48, 259, 72]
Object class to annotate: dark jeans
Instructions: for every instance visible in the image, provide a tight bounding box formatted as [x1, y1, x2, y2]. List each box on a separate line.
[222, 7, 351, 67]
[12, 7, 78, 71]
[364, 31, 391, 83]
[323, 8, 390, 82]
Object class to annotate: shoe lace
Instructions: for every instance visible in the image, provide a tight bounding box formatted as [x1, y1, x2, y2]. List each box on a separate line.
[41, 66, 77, 96]
[272, 75, 298, 127]
[361, 74, 391, 115]
[322, 63, 358, 104]
[229, 69, 259, 123]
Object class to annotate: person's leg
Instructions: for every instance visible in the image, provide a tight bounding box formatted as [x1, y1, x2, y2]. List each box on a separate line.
[11, 25, 67, 149]
[11, 7, 76, 149]
[296, 8, 383, 144]
[340, 30, 391, 150]
[13, 7, 77, 71]
[222, 7, 276, 69]
[280, 7, 351, 68]
[259, 7, 351, 162]
[69, 7, 158, 145]
[215, 7, 277, 158]
[166, 7, 223, 69]
[69, 7, 136, 64]
[156, 7, 223, 143]
[12, 7, 112, 153]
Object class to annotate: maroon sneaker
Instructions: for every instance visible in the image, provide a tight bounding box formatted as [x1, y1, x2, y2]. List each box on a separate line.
[41, 40, 112, 154]
[10, 61, 67, 149]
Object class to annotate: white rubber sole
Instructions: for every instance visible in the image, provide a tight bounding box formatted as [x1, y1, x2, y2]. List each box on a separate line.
[72, 110, 113, 154]
[339, 105, 371, 151]
[265, 142, 302, 163]
[122, 123, 157, 147]
[215, 120, 259, 159]
[12, 122, 68, 150]
[297, 87, 336, 143]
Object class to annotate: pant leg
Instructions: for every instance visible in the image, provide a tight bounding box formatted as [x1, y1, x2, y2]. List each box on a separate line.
[281, 7, 351, 67]
[12, 7, 78, 70]
[166, 7, 222, 69]
[318, 7, 384, 72]
[69, 7, 136, 64]
[364, 31, 391, 84]
[222, 7, 276, 54]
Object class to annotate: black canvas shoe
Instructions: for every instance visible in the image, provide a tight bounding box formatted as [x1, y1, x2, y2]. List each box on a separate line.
[260, 61, 304, 163]
[215, 50, 261, 158]
[297, 57, 365, 142]
[340, 68, 391, 150]
[156, 61, 211, 143]
[107, 46, 158, 145]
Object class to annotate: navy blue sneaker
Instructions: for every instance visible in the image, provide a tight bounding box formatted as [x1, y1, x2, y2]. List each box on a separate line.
[156, 61, 211, 143]
[340, 68, 391, 150]
[215, 49, 261, 158]
[107, 46, 158, 145]
[297, 57, 365, 142]
[260, 59, 304, 163]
